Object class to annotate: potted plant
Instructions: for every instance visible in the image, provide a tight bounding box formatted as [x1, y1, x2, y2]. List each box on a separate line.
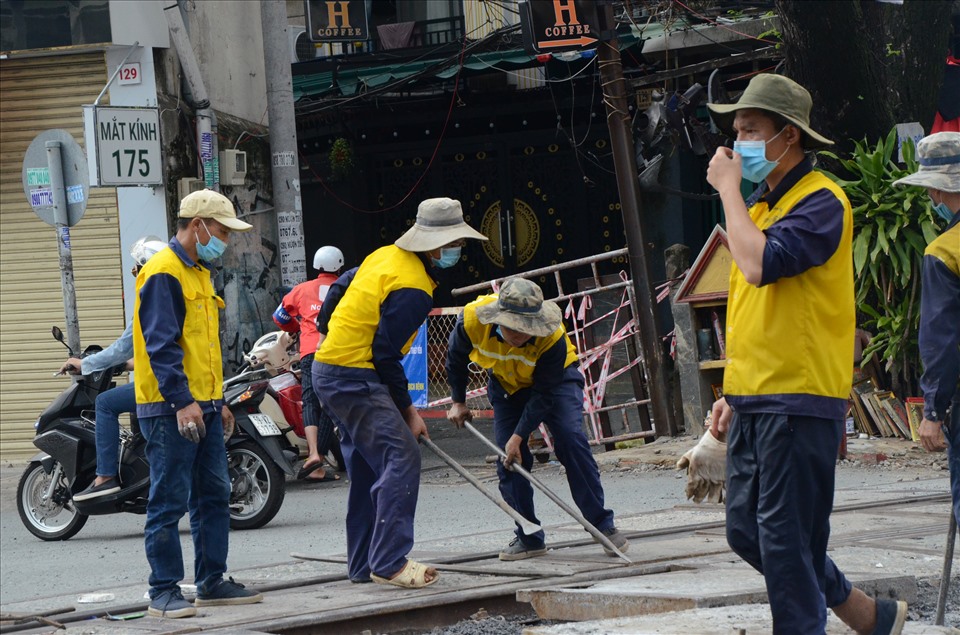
[329, 137, 354, 179]
[820, 128, 945, 397]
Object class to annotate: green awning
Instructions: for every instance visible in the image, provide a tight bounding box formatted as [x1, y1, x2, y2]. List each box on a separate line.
[294, 34, 641, 101]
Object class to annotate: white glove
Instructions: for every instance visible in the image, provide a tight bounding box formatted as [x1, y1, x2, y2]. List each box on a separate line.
[676, 431, 727, 503]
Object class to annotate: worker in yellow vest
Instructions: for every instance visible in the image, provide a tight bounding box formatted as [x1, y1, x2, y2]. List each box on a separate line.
[445, 277, 628, 561]
[693, 73, 906, 634]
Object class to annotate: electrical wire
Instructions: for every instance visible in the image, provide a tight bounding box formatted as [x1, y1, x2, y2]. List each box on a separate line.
[300, 34, 471, 215]
[671, 0, 779, 45]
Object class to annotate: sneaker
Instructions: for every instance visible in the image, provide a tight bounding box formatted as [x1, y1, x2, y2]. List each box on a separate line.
[598, 527, 630, 556]
[499, 537, 547, 561]
[873, 598, 907, 635]
[148, 588, 197, 619]
[73, 477, 120, 502]
[194, 577, 263, 607]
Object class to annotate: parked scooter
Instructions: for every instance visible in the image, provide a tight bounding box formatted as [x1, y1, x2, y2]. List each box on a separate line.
[243, 331, 344, 472]
[16, 327, 293, 540]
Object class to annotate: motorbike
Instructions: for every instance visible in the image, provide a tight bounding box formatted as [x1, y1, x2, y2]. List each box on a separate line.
[16, 327, 295, 541]
[243, 331, 344, 473]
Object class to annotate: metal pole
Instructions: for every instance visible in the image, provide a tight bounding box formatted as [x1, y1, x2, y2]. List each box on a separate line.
[419, 436, 543, 536]
[596, 2, 677, 438]
[935, 512, 957, 626]
[463, 421, 632, 563]
[261, 0, 307, 287]
[45, 141, 80, 354]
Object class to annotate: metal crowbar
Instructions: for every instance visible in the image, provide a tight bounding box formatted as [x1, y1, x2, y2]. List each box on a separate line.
[462, 421, 632, 564]
[419, 435, 543, 536]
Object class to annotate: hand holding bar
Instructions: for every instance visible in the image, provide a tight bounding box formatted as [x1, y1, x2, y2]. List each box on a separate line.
[419, 435, 543, 536]
[462, 421, 631, 563]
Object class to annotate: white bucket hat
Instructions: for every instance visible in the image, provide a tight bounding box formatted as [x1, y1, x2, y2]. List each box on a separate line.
[475, 277, 563, 338]
[893, 131, 960, 193]
[394, 197, 488, 252]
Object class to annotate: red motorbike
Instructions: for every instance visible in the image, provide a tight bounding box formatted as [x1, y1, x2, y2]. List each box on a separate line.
[244, 332, 344, 472]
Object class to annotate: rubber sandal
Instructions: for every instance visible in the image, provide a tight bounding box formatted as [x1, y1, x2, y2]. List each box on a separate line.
[370, 560, 439, 589]
[296, 461, 323, 480]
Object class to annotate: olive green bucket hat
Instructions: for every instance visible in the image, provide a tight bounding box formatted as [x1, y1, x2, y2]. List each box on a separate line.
[475, 277, 562, 338]
[707, 73, 834, 150]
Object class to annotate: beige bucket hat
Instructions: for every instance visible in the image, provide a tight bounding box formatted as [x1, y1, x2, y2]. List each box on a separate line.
[179, 189, 253, 231]
[394, 197, 488, 252]
[893, 132, 960, 193]
[475, 277, 563, 338]
[707, 73, 833, 150]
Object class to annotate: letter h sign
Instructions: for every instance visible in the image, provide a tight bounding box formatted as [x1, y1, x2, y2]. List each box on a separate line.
[305, 0, 369, 42]
[523, 0, 600, 53]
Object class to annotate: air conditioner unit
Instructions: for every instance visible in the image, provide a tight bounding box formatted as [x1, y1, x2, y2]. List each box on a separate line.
[289, 29, 322, 63]
[177, 177, 205, 201]
[219, 150, 246, 186]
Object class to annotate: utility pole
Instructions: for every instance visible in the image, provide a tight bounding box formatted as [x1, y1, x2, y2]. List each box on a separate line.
[596, 1, 677, 437]
[261, 0, 306, 286]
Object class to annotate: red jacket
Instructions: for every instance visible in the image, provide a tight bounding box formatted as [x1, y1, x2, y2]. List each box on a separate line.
[272, 273, 340, 359]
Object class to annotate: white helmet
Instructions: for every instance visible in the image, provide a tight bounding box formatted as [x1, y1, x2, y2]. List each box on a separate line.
[313, 245, 344, 272]
[130, 236, 168, 267]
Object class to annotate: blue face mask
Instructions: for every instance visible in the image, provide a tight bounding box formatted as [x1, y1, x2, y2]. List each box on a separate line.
[733, 128, 788, 184]
[195, 220, 227, 262]
[933, 201, 956, 223]
[431, 246, 461, 269]
[495, 325, 503, 339]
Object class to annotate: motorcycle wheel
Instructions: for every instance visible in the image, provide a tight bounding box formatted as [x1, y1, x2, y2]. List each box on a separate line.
[16, 462, 88, 541]
[227, 441, 285, 530]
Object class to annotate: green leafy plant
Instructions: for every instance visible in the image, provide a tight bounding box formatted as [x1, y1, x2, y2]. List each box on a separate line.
[329, 137, 354, 178]
[819, 128, 944, 397]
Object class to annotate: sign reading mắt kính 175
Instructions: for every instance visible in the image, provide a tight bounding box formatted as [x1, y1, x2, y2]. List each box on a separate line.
[83, 106, 163, 186]
[305, 0, 369, 42]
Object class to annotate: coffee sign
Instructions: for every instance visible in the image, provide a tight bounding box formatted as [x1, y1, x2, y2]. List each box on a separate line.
[305, 0, 369, 42]
[523, 0, 600, 53]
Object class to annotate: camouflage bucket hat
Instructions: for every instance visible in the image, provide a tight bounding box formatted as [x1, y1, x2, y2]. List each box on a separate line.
[475, 277, 563, 338]
[893, 132, 960, 193]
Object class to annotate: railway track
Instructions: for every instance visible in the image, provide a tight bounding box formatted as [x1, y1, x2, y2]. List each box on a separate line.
[2, 491, 950, 635]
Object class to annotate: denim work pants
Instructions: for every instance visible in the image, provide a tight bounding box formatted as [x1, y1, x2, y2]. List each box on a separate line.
[725, 412, 852, 635]
[489, 366, 614, 548]
[314, 369, 420, 582]
[946, 398, 960, 525]
[139, 412, 231, 598]
[94, 382, 136, 478]
[299, 354, 335, 456]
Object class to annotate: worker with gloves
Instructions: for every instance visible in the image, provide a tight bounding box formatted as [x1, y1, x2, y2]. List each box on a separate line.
[678, 73, 908, 635]
[445, 277, 628, 561]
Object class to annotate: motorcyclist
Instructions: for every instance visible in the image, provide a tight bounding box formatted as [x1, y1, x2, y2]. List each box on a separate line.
[272, 245, 343, 481]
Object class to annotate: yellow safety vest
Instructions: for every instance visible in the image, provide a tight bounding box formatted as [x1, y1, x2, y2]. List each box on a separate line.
[724, 171, 855, 403]
[462, 295, 578, 395]
[133, 247, 224, 408]
[316, 245, 435, 368]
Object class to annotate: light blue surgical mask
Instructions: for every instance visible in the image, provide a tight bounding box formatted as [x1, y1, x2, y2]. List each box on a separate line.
[495, 325, 503, 339]
[733, 128, 789, 184]
[195, 220, 227, 262]
[431, 246, 461, 269]
[933, 202, 956, 223]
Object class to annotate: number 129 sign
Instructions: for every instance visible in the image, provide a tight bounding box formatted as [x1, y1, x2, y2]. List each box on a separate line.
[92, 107, 162, 186]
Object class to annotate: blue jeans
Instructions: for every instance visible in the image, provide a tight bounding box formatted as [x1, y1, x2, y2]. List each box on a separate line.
[314, 369, 420, 582]
[489, 366, 614, 548]
[300, 355, 334, 455]
[95, 382, 136, 478]
[140, 412, 231, 598]
[946, 398, 960, 525]
[725, 412, 852, 635]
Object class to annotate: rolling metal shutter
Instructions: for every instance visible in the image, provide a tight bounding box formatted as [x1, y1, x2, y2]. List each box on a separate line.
[0, 52, 125, 461]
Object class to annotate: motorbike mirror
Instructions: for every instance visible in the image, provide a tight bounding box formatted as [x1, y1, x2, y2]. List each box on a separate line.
[51, 326, 64, 342]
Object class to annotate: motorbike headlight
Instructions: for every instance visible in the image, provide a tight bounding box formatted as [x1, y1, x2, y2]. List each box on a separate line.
[34, 418, 41, 430]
